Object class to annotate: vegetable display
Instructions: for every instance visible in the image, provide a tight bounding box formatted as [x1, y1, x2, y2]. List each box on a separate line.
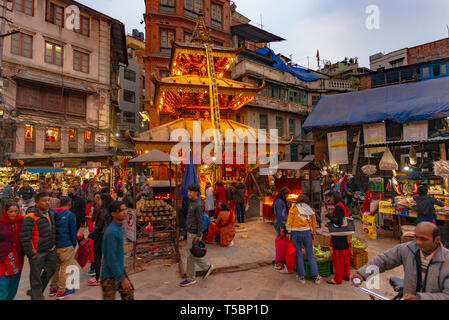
[352, 237, 368, 249]
[303, 245, 332, 262]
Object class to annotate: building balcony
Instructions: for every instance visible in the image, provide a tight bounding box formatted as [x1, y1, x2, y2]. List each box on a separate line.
[249, 94, 313, 115]
[324, 79, 354, 91]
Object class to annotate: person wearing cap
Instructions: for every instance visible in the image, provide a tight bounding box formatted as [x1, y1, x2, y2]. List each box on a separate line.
[180, 183, 213, 287]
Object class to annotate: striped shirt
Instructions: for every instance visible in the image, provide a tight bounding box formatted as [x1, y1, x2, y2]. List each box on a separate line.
[49, 197, 60, 209]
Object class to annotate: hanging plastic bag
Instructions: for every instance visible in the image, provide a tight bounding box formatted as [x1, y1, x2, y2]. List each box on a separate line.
[379, 147, 398, 171]
[361, 164, 377, 176]
[76, 239, 91, 269]
[409, 146, 417, 165]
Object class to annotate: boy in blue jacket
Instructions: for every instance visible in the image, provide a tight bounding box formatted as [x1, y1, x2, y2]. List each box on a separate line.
[101, 201, 134, 300]
[49, 196, 77, 299]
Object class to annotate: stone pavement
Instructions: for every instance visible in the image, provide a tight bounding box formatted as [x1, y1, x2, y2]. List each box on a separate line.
[14, 218, 404, 300]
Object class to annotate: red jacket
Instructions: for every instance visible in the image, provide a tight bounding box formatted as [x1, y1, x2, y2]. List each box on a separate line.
[0, 205, 24, 276]
[214, 186, 227, 202]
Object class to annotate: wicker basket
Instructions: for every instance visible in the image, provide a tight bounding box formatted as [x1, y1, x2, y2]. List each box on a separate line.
[351, 251, 368, 269]
[352, 237, 368, 255]
[313, 234, 331, 252]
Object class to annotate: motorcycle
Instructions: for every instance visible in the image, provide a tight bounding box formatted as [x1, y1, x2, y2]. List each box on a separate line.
[353, 277, 404, 300]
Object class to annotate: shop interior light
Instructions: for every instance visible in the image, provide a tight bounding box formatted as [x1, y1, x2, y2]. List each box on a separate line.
[116, 133, 120, 137]
[404, 166, 410, 171]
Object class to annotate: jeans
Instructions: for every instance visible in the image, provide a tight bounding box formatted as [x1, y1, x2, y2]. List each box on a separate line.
[0, 272, 22, 300]
[186, 233, 210, 282]
[274, 221, 285, 237]
[291, 230, 319, 278]
[29, 250, 57, 300]
[93, 236, 103, 281]
[235, 202, 245, 223]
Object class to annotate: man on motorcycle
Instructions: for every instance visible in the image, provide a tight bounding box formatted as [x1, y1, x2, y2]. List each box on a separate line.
[343, 176, 363, 206]
[353, 222, 449, 300]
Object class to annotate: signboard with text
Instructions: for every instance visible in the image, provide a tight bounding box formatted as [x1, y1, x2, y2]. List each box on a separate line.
[327, 130, 349, 165]
[123, 209, 136, 242]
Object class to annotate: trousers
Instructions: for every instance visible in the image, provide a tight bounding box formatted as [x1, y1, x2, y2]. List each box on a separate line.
[101, 271, 134, 300]
[186, 233, 210, 282]
[291, 230, 319, 278]
[28, 250, 57, 300]
[235, 202, 245, 223]
[50, 246, 77, 291]
[0, 272, 22, 300]
[332, 248, 351, 284]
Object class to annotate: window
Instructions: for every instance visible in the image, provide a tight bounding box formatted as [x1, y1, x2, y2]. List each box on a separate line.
[84, 130, 93, 152]
[45, 88, 63, 112]
[47, 2, 64, 27]
[45, 42, 63, 66]
[73, 50, 89, 73]
[289, 119, 296, 137]
[259, 114, 268, 130]
[160, 28, 174, 54]
[433, 65, 441, 77]
[11, 33, 32, 58]
[184, 32, 192, 43]
[69, 129, 77, 152]
[386, 71, 399, 84]
[67, 93, 86, 116]
[211, 3, 222, 28]
[85, 130, 92, 142]
[160, 0, 175, 11]
[422, 67, 430, 78]
[45, 127, 60, 152]
[386, 120, 402, 141]
[312, 95, 321, 106]
[184, 0, 202, 17]
[372, 73, 386, 87]
[18, 84, 41, 108]
[75, 16, 89, 37]
[276, 116, 284, 137]
[291, 144, 299, 162]
[14, 0, 33, 15]
[24, 124, 35, 154]
[124, 90, 136, 103]
[124, 68, 136, 82]
[123, 111, 136, 123]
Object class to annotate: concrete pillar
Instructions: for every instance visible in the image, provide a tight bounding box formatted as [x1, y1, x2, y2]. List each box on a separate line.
[61, 128, 69, 154]
[35, 126, 45, 153]
[15, 125, 25, 153]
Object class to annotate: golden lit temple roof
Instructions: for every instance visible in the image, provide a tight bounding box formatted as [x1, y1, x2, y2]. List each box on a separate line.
[169, 42, 241, 77]
[152, 74, 264, 115]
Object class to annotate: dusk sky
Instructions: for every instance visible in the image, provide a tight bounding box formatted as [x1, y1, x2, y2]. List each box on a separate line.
[78, 0, 449, 69]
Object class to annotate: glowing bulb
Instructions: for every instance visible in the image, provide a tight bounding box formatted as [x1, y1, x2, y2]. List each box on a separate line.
[404, 166, 410, 171]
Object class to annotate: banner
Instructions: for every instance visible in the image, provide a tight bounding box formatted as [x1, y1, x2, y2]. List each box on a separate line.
[363, 122, 386, 157]
[403, 120, 428, 141]
[327, 130, 349, 165]
[123, 208, 136, 242]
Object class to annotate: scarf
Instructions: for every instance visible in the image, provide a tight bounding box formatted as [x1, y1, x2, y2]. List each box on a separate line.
[0, 205, 24, 255]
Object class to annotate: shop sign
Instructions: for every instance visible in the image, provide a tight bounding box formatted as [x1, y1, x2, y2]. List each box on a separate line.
[86, 162, 101, 168]
[53, 162, 64, 168]
[327, 130, 349, 165]
[95, 133, 108, 150]
[123, 209, 136, 242]
[403, 120, 428, 141]
[363, 122, 386, 157]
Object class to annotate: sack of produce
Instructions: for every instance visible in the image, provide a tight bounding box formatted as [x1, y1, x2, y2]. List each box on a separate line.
[434, 160, 449, 178]
[379, 147, 398, 171]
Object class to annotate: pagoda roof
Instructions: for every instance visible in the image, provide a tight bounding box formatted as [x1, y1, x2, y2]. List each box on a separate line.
[131, 118, 291, 145]
[151, 73, 264, 114]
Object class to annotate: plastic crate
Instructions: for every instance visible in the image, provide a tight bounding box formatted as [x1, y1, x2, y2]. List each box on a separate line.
[304, 260, 332, 280]
[351, 251, 368, 270]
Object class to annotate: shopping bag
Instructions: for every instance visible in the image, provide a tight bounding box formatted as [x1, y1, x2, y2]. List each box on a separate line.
[77, 227, 85, 240]
[328, 217, 355, 236]
[76, 239, 90, 269]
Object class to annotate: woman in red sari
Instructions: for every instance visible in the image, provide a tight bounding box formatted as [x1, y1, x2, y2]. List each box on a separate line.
[206, 201, 236, 247]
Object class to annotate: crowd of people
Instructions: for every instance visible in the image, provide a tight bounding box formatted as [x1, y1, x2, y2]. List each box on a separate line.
[0, 175, 136, 300]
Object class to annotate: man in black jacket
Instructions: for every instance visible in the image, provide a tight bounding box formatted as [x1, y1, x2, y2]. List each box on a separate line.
[68, 186, 86, 232]
[21, 192, 57, 300]
[414, 185, 444, 224]
[180, 184, 213, 287]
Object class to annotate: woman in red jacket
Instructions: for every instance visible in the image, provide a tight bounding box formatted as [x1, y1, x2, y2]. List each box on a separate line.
[0, 202, 24, 300]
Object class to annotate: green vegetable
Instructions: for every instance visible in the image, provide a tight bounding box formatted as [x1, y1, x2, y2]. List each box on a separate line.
[352, 237, 367, 248]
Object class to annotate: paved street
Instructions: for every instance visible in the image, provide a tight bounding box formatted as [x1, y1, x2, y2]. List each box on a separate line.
[14, 218, 404, 300]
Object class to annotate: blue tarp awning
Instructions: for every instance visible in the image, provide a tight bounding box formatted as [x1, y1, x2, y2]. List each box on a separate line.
[303, 76, 449, 129]
[255, 47, 322, 82]
[25, 168, 66, 173]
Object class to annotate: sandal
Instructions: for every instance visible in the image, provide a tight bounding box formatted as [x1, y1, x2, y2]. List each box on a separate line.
[326, 279, 340, 285]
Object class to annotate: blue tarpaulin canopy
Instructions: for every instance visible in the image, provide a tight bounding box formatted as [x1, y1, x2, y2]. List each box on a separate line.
[25, 168, 66, 173]
[255, 47, 322, 82]
[180, 151, 201, 199]
[303, 76, 449, 130]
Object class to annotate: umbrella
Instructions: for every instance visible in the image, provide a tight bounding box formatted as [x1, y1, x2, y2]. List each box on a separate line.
[180, 151, 200, 199]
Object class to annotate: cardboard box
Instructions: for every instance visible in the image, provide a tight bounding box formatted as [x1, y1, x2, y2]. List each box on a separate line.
[379, 200, 394, 214]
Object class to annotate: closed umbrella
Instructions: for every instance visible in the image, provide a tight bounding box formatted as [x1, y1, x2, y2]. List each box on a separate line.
[180, 151, 201, 199]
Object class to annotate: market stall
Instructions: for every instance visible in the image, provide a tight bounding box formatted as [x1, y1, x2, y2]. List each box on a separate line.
[263, 160, 321, 222]
[128, 149, 181, 270]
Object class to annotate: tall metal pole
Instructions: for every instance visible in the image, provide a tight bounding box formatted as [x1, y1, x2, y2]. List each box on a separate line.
[0, 0, 7, 73]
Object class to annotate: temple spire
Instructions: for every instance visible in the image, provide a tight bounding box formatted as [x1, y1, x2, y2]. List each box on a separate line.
[190, 9, 213, 45]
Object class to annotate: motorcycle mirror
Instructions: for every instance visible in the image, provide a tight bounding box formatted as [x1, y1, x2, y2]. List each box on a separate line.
[353, 278, 362, 287]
